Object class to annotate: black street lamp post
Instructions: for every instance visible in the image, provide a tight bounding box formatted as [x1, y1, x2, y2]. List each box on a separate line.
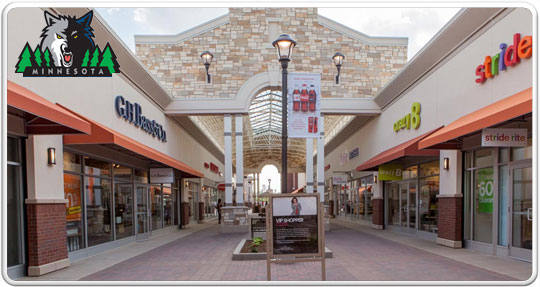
[200, 51, 214, 83]
[332, 52, 345, 84]
[272, 34, 296, 194]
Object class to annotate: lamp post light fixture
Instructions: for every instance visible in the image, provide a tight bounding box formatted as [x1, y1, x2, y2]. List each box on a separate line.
[200, 51, 214, 83]
[272, 33, 296, 195]
[332, 52, 345, 85]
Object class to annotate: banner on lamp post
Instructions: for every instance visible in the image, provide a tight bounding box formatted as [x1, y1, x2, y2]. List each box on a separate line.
[287, 73, 321, 138]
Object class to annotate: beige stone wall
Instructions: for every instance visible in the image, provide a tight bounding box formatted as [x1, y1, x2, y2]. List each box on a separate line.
[135, 8, 407, 99]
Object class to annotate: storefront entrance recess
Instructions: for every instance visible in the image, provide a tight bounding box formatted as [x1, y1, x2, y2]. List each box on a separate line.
[136, 185, 151, 240]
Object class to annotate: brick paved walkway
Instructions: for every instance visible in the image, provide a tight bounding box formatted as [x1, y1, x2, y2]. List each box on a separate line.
[81, 221, 514, 281]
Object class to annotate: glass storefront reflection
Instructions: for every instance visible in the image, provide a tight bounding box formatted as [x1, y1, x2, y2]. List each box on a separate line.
[86, 177, 113, 247]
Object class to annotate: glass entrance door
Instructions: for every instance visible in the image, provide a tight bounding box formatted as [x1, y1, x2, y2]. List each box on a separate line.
[408, 182, 417, 230]
[394, 181, 416, 233]
[509, 165, 532, 261]
[400, 182, 408, 228]
[136, 185, 150, 240]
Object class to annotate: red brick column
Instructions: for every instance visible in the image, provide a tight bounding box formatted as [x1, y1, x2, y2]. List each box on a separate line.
[26, 202, 70, 276]
[436, 194, 463, 248]
[181, 202, 190, 226]
[371, 198, 384, 229]
[198, 202, 205, 222]
[328, 200, 335, 218]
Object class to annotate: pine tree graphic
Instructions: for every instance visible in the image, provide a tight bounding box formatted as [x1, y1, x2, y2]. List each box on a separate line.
[89, 45, 101, 67]
[99, 43, 120, 74]
[81, 49, 90, 67]
[16, 43, 33, 73]
[43, 47, 52, 67]
[34, 45, 43, 67]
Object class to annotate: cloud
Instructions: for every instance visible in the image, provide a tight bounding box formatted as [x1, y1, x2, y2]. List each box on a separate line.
[95, 7, 459, 59]
[106, 8, 119, 15]
[319, 8, 460, 60]
[133, 8, 148, 23]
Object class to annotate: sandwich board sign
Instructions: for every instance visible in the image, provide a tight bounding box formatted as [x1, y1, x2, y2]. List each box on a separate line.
[266, 193, 325, 280]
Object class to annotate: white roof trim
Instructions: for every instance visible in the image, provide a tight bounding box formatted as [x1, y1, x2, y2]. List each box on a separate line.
[134, 14, 229, 44]
[317, 15, 408, 46]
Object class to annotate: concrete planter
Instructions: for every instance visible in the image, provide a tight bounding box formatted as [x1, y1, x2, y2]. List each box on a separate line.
[232, 239, 334, 261]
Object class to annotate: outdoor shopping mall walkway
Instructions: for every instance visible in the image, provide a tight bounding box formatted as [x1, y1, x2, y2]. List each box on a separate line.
[21, 219, 531, 282]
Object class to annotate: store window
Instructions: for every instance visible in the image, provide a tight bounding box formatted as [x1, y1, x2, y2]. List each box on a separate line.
[498, 165, 509, 246]
[64, 173, 84, 251]
[84, 157, 111, 177]
[64, 151, 82, 172]
[163, 184, 173, 227]
[511, 137, 532, 161]
[419, 161, 439, 233]
[7, 137, 24, 268]
[387, 182, 400, 226]
[86, 176, 113, 246]
[402, 166, 417, 180]
[465, 149, 494, 244]
[114, 183, 133, 240]
[151, 185, 163, 230]
[113, 164, 132, 181]
[473, 167, 494, 243]
[134, 169, 149, 183]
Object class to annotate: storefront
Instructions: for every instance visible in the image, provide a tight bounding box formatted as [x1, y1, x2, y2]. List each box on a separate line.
[6, 7, 224, 278]
[323, 7, 532, 260]
[419, 95, 533, 260]
[383, 160, 439, 239]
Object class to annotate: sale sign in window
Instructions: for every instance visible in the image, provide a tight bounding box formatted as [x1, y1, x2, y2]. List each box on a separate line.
[477, 168, 494, 213]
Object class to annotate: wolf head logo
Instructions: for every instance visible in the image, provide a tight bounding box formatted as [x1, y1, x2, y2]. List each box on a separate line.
[40, 11, 95, 67]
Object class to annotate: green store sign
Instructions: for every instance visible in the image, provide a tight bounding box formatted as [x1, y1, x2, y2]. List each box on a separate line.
[393, 102, 421, 132]
[477, 168, 494, 213]
[378, 164, 403, 181]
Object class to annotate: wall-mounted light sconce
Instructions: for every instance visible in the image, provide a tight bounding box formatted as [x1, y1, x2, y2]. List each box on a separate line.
[185, 180, 189, 188]
[373, 175, 378, 183]
[200, 51, 214, 84]
[47, 147, 56, 165]
[219, 171, 223, 177]
[332, 52, 345, 85]
[443, 157, 450, 170]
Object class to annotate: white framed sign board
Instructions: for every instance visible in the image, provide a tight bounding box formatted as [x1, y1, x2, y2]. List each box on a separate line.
[149, 168, 174, 183]
[266, 193, 325, 281]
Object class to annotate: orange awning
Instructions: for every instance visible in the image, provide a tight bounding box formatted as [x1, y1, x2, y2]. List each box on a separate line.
[61, 105, 203, 178]
[418, 87, 532, 150]
[7, 81, 91, 135]
[356, 127, 441, 171]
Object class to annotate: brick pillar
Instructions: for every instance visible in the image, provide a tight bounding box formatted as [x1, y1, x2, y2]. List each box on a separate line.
[371, 198, 384, 230]
[436, 195, 463, 248]
[181, 202, 190, 226]
[328, 200, 335, 217]
[198, 202, 205, 222]
[26, 201, 70, 276]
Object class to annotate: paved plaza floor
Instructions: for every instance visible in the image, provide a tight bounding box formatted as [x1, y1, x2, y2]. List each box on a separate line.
[19, 218, 532, 282]
[75, 220, 525, 282]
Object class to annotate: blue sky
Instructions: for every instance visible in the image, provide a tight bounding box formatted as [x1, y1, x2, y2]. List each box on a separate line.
[95, 7, 460, 60]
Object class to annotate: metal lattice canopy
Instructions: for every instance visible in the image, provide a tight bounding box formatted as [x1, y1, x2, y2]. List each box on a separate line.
[189, 88, 356, 172]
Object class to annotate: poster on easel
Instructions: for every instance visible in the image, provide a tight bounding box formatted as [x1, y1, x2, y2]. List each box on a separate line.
[266, 193, 325, 281]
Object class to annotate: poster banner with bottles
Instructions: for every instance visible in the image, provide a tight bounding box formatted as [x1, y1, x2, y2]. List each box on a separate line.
[477, 168, 494, 213]
[287, 73, 321, 138]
